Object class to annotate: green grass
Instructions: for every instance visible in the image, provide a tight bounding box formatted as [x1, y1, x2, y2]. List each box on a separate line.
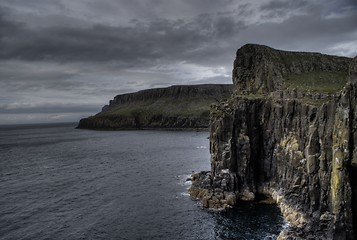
[97, 97, 217, 119]
[301, 97, 332, 106]
[236, 93, 267, 100]
[285, 71, 348, 93]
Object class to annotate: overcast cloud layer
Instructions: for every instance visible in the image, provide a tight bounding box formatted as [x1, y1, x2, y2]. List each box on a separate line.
[0, 0, 356, 124]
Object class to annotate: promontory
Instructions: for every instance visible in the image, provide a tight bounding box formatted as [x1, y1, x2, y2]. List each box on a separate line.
[77, 84, 233, 130]
[190, 44, 356, 240]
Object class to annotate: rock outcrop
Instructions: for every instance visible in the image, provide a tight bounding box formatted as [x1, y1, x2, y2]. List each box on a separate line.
[190, 44, 356, 239]
[77, 84, 233, 130]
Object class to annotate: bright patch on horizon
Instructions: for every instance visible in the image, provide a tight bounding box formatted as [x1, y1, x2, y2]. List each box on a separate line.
[126, 62, 230, 82]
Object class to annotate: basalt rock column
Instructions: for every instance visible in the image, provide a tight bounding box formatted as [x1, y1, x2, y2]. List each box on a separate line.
[190, 44, 356, 239]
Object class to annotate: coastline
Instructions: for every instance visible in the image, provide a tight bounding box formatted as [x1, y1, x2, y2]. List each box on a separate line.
[76, 126, 209, 132]
[188, 176, 321, 239]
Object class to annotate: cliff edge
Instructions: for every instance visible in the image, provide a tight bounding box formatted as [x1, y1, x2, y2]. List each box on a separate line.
[190, 44, 356, 239]
[77, 84, 233, 130]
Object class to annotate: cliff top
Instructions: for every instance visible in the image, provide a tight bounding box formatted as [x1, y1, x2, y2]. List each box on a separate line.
[104, 84, 233, 115]
[236, 44, 350, 58]
[111, 84, 233, 105]
[233, 44, 352, 95]
[77, 84, 233, 129]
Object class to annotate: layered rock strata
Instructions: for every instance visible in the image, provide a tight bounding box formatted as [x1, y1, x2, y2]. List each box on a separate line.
[77, 84, 233, 130]
[190, 44, 356, 239]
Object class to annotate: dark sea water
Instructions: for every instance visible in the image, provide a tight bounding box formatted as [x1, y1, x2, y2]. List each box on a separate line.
[0, 123, 284, 240]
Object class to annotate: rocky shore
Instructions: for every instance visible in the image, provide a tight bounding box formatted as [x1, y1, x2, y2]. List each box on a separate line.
[189, 44, 357, 240]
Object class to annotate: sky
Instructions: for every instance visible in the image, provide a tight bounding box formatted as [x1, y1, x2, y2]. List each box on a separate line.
[0, 0, 356, 124]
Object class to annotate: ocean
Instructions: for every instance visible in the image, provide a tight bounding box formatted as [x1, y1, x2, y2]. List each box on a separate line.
[0, 123, 283, 240]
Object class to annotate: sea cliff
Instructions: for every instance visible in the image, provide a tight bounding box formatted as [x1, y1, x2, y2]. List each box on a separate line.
[77, 84, 233, 130]
[190, 44, 356, 239]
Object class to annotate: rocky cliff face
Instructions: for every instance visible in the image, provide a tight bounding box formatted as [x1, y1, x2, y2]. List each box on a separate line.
[77, 84, 233, 130]
[190, 45, 356, 239]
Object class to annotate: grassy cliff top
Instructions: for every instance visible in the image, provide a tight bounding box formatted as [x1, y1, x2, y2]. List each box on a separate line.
[233, 44, 352, 94]
[98, 96, 215, 119]
[79, 84, 233, 129]
[285, 71, 348, 94]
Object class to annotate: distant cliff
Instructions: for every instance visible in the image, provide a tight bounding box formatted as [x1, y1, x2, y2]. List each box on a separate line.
[77, 84, 233, 130]
[190, 44, 356, 239]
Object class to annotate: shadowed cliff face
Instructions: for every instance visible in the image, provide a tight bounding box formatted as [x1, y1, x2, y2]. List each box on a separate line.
[77, 84, 233, 130]
[190, 45, 356, 239]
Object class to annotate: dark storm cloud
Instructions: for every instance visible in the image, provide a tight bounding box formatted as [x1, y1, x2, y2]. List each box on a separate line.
[238, 12, 357, 56]
[259, 0, 357, 23]
[1, 0, 355, 65]
[0, 63, 78, 91]
[0, 9, 24, 39]
[260, 0, 310, 12]
[0, 103, 100, 114]
[0, 13, 244, 66]
[0, 0, 356, 124]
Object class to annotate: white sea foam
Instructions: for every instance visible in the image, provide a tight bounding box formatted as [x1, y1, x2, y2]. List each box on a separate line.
[282, 222, 290, 229]
[263, 234, 277, 240]
[177, 174, 192, 186]
[180, 192, 190, 197]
